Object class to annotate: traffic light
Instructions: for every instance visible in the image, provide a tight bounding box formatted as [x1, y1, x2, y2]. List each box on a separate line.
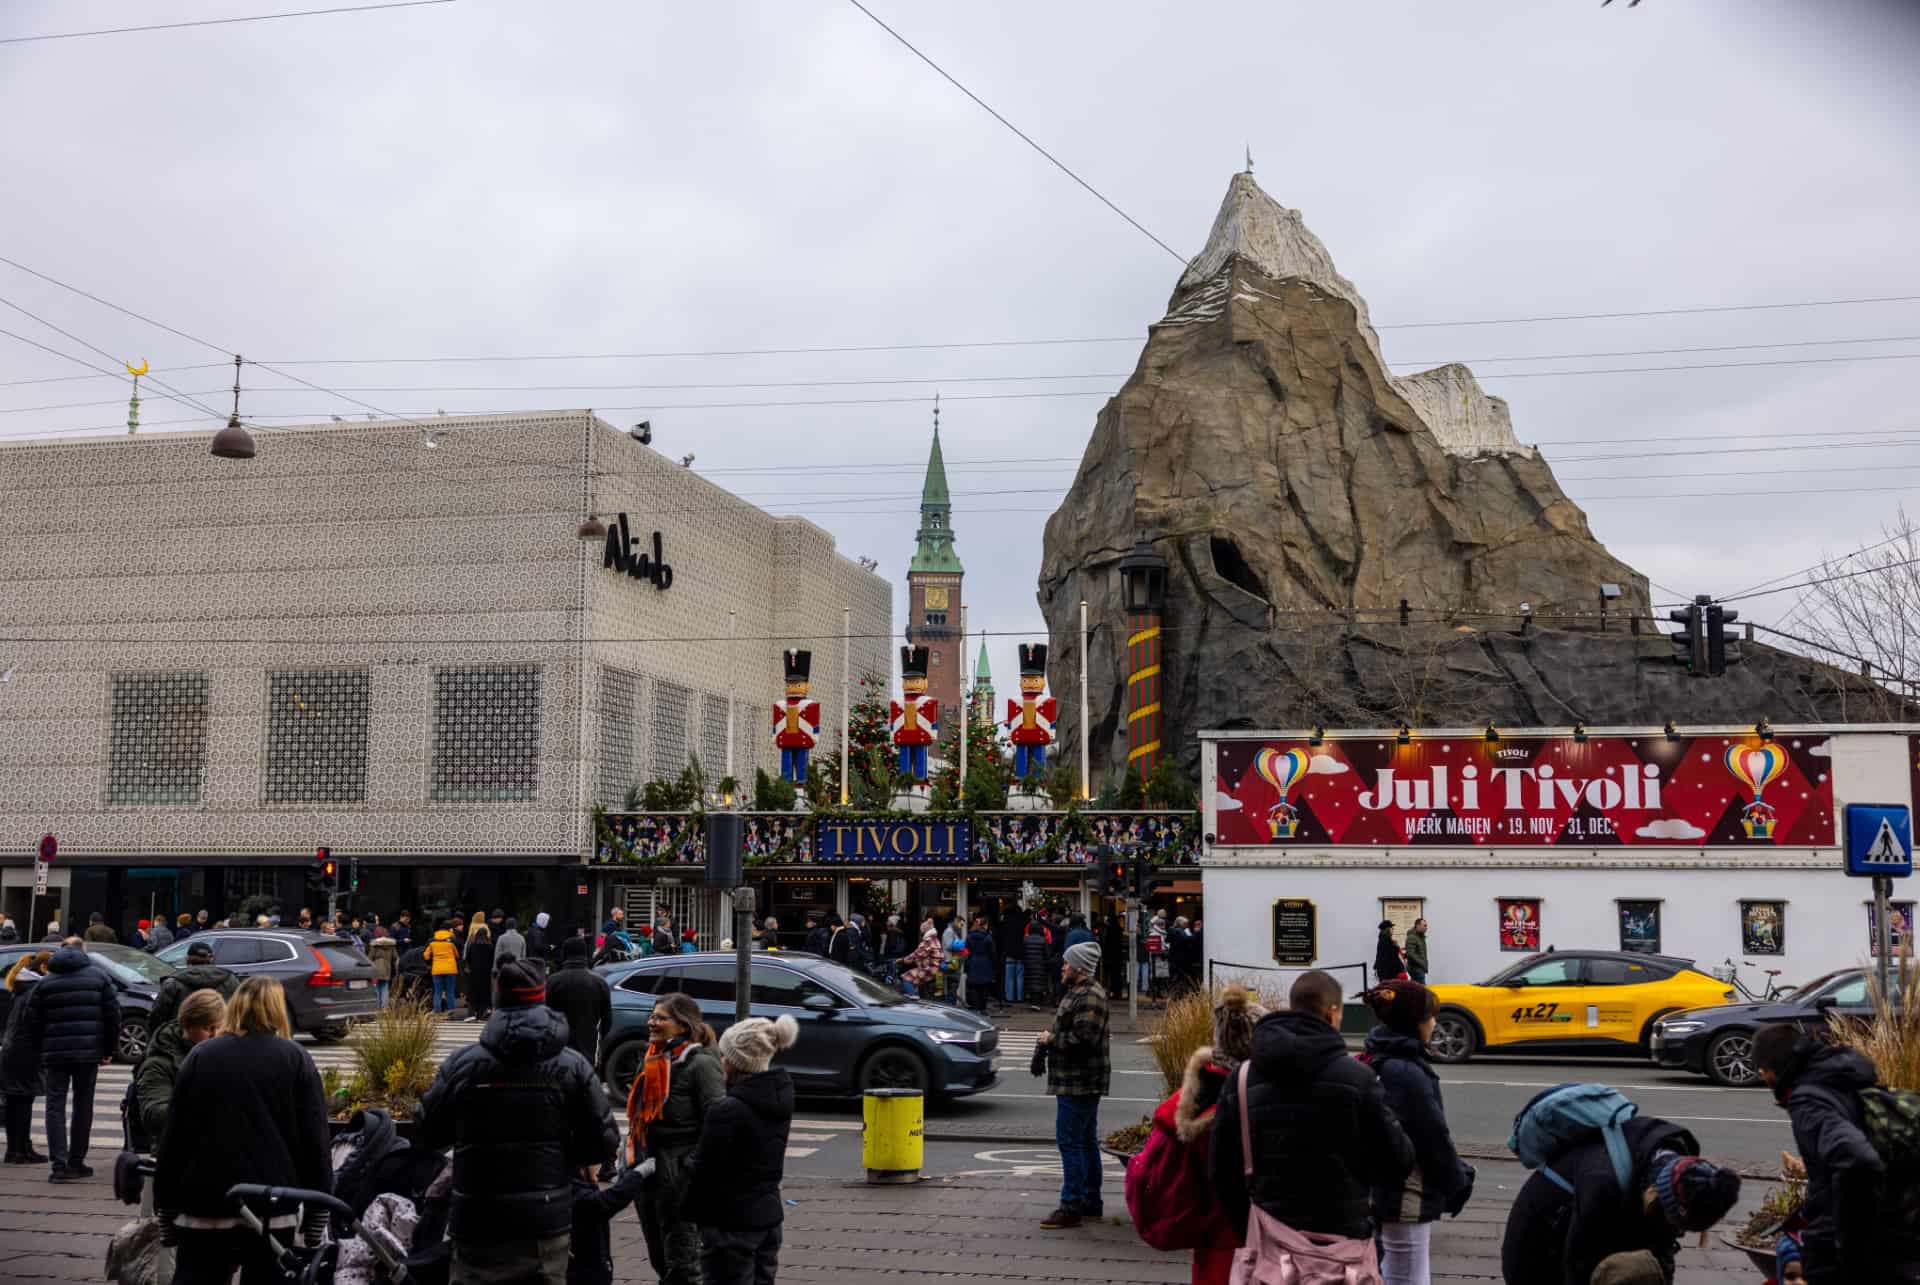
[1130, 858, 1160, 898]
[1667, 596, 1707, 675]
[1706, 603, 1740, 677]
[316, 846, 338, 888]
[347, 857, 360, 892]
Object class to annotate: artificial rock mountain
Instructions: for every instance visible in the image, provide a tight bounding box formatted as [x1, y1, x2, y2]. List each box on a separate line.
[1039, 173, 1896, 783]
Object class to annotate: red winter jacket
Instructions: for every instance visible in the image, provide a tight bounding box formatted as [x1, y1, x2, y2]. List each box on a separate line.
[1126, 1050, 1240, 1283]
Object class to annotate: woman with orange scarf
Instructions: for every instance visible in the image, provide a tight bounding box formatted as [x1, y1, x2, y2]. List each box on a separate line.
[626, 992, 723, 1285]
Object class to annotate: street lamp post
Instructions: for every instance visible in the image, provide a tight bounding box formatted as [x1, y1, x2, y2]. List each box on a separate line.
[1117, 537, 1169, 787]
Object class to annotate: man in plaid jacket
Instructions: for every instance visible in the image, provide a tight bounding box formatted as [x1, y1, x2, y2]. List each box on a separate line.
[1037, 940, 1109, 1229]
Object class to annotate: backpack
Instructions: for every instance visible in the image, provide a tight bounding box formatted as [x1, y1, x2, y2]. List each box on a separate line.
[1507, 1082, 1638, 1196]
[1859, 1087, 1920, 1222]
[1226, 1060, 1383, 1285]
[1125, 1090, 1237, 1250]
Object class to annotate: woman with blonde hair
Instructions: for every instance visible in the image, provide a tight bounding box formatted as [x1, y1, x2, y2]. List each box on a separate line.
[627, 991, 723, 1285]
[462, 918, 494, 1023]
[156, 976, 331, 1281]
[0, 951, 52, 1164]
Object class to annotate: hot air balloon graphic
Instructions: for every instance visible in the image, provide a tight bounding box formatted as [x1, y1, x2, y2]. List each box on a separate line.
[1254, 747, 1311, 839]
[1724, 744, 1789, 839]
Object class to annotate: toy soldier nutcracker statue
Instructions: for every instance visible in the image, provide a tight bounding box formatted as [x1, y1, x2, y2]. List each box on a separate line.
[1005, 643, 1057, 782]
[890, 645, 939, 783]
[773, 649, 821, 784]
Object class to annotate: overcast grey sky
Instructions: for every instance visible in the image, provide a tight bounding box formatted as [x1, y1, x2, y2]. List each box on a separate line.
[4, 0, 1919, 696]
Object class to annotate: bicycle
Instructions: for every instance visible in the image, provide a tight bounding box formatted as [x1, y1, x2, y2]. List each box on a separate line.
[1719, 957, 1793, 1002]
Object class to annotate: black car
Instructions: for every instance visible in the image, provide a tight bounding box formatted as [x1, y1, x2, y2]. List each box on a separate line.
[157, 929, 380, 1038]
[1651, 968, 1878, 1087]
[0, 941, 175, 1063]
[599, 951, 999, 1100]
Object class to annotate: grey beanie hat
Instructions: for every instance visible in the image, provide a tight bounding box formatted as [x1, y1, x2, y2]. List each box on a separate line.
[1064, 941, 1101, 976]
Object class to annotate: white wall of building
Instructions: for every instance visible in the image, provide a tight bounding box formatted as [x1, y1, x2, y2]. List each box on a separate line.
[1201, 729, 1920, 992]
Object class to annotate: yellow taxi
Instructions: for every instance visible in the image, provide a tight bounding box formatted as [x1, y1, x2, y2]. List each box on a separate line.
[1426, 950, 1735, 1064]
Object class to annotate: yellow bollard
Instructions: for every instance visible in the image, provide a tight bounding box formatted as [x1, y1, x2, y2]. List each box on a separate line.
[861, 1087, 924, 1183]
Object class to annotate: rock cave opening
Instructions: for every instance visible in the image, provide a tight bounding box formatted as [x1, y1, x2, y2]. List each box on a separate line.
[1209, 534, 1269, 602]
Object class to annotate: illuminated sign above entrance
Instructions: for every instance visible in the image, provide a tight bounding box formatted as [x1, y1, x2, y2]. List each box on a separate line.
[814, 818, 972, 865]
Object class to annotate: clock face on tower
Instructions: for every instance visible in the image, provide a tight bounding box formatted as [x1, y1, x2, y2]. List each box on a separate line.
[924, 586, 950, 610]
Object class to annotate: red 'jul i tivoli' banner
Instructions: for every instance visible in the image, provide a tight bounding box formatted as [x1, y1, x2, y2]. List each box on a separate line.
[1212, 734, 1834, 848]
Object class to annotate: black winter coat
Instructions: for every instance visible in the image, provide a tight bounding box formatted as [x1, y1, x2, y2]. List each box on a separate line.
[154, 1032, 331, 1221]
[1772, 1041, 1919, 1283]
[1373, 933, 1405, 983]
[544, 960, 613, 1067]
[568, 1166, 646, 1285]
[1499, 1115, 1698, 1285]
[1362, 1028, 1472, 1224]
[1210, 1009, 1414, 1240]
[682, 1068, 794, 1232]
[148, 964, 239, 1034]
[0, 972, 45, 1095]
[1213, 1006, 1413, 1236]
[415, 1003, 618, 1243]
[25, 946, 119, 1067]
[1022, 929, 1051, 982]
[965, 929, 997, 984]
[463, 937, 495, 997]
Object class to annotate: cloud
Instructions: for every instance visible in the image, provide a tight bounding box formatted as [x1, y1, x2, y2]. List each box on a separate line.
[1807, 741, 1832, 758]
[1214, 791, 1242, 812]
[1306, 756, 1349, 776]
[1636, 818, 1706, 840]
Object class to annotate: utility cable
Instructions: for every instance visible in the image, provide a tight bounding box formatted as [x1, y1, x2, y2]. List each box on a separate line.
[843, 0, 1187, 264]
[0, 0, 456, 46]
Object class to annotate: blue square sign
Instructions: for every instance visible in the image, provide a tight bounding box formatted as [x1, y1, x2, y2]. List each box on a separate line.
[1845, 803, 1913, 878]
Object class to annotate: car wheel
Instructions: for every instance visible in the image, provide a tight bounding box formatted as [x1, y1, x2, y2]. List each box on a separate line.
[1428, 1010, 1478, 1064]
[116, 1019, 150, 1064]
[1706, 1029, 1761, 1088]
[857, 1045, 931, 1094]
[604, 1040, 646, 1098]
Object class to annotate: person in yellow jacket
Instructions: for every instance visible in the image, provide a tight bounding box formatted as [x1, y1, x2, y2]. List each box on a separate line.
[426, 927, 460, 1014]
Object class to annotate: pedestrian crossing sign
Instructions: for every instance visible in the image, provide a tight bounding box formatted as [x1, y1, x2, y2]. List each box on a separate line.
[1845, 803, 1913, 877]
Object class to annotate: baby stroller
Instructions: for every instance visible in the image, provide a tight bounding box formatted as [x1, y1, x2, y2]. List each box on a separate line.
[221, 1183, 415, 1285]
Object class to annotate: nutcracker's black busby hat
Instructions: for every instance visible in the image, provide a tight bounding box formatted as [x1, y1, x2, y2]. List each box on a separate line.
[1018, 643, 1048, 675]
[899, 645, 929, 679]
[783, 649, 812, 682]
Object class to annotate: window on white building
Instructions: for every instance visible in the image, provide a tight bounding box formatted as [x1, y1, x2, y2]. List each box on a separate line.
[653, 680, 691, 777]
[107, 673, 211, 805]
[265, 669, 371, 804]
[599, 668, 641, 807]
[431, 666, 544, 802]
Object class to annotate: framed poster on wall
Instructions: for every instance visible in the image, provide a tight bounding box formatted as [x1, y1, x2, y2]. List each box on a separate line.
[1498, 898, 1541, 952]
[1869, 901, 1916, 955]
[1617, 900, 1661, 954]
[1740, 901, 1785, 955]
[1271, 899, 1318, 966]
[1380, 898, 1424, 942]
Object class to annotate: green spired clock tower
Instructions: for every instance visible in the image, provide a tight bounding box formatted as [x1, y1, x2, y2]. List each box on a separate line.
[907, 399, 963, 755]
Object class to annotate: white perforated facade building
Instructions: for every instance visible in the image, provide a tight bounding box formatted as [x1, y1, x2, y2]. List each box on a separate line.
[0, 411, 891, 934]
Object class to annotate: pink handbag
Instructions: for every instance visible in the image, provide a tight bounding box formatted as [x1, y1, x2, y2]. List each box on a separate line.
[1227, 1062, 1383, 1285]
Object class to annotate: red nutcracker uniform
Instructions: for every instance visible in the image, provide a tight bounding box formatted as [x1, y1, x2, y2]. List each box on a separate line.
[890, 645, 939, 783]
[1006, 642, 1056, 781]
[773, 649, 821, 784]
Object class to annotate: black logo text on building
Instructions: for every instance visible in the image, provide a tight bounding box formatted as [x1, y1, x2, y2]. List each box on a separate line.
[603, 514, 674, 590]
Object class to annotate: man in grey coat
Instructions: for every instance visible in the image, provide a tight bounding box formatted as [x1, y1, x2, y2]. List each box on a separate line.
[493, 918, 527, 974]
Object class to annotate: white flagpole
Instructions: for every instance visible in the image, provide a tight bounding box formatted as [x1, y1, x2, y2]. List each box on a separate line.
[726, 610, 736, 787]
[840, 606, 851, 806]
[958, 603, 968, 794]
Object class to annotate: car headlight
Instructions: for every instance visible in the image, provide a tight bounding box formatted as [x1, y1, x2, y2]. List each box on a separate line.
[1658, 1020, 1706, 1035]
[927, 1028, 981, 1045]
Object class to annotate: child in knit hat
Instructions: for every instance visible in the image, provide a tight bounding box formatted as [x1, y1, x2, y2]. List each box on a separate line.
[681, 1016, 798, 1285]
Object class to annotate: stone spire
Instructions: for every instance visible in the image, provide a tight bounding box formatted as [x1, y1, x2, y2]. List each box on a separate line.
[969, 638, 995, 728]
